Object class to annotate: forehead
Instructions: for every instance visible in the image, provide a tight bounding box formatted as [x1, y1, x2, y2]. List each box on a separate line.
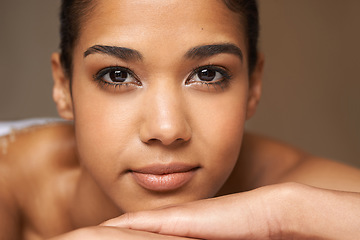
[76, 0, 246, 59]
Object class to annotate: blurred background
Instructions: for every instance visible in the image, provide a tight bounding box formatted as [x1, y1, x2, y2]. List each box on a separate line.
[0, 0, 359, 167]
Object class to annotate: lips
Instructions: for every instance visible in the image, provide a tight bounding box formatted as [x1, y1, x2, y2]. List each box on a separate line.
[130, 163, 199, 192]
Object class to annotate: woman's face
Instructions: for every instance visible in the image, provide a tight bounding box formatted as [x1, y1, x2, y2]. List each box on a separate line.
[57, 0, 261, 212]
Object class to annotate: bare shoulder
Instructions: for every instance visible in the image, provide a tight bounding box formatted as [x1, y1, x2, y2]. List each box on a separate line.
[226, 132, 360, 193]
[0, 122, 77, 172]
[0, 122, 79, 238]
[278, 154, 360, 192]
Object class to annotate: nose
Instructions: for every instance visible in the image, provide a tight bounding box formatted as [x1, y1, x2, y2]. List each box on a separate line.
[139, 82, 192, 146]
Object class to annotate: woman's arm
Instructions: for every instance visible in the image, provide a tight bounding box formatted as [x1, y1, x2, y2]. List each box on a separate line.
[103, 183, 360, 240]
[103, 135, 360, 239]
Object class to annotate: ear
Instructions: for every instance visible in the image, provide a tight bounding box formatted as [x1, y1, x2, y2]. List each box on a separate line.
[246, 53, 264, 120]
[51, 52, 74, 120]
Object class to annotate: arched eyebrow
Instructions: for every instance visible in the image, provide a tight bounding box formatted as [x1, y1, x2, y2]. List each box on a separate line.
[84, 45, 143, 61]
[84, 43, 243, 62]
[185, 43, 243, 62]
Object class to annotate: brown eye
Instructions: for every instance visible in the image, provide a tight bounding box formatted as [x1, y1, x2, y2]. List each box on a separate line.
[197, 68, 216, 81]
[110, 70, 129, 82]
[187, 66, 229, 84]
[186, 65, 232, 91]
[94, 66, 141, 86]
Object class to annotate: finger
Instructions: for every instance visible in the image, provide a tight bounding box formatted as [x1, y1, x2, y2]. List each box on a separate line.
[102, 206, 199, 235]
[101, 195, 260, 240]
[101, 185, 292, 240]
[50, 226, 197, 240]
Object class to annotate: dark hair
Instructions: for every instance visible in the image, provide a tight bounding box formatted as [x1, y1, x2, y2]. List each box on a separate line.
[59, 0, 94, 78]
[223, 0, 259, 74]
[59, 0, 259, 78]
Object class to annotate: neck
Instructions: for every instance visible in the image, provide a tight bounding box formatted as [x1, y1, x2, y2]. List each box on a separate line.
[70, 169, 122, 228]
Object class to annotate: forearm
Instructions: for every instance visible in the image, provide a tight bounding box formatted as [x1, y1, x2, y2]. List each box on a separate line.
[278, 183, 360, 239]
[104, 182, 360, 240]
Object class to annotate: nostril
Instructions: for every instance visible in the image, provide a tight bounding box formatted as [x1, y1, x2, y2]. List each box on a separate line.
[142, 135, 190, 146]
[146, 138, 161, 144]
[176, 137, 190, 143]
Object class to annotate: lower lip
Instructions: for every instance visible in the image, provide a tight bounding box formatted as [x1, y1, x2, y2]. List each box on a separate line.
[131, 170, 196, 192]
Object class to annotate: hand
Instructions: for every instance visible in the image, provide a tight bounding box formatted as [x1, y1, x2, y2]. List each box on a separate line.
[48, 226, 196, 240]
[102, 182, 360, 240]
[102, 184, 286, 239]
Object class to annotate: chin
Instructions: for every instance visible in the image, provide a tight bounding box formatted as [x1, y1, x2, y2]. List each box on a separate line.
[113, 189, 211, 213]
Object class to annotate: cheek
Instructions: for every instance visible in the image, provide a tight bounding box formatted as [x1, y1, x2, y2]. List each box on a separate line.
[191, 80, 248, 149]
[71, 81, 142, 179]
[188, 84, 249, 194]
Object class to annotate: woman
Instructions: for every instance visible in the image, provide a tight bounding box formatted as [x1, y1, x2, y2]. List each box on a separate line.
[1, 0, 360, 239]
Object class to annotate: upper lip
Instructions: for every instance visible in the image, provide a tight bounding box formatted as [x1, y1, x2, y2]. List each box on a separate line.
[130, 163, 200, 175]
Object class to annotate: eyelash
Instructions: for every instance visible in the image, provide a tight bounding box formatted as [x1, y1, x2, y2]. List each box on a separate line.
[93, 66, 141, 90]
[186, 64, 233, 90]
[92, 64, 233, 91]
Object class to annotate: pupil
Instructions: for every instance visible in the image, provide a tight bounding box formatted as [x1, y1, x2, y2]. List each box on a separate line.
[198, 69, 216, 81]
[110, 70, 128, 82]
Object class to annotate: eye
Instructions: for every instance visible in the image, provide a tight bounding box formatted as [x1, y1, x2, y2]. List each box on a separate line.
[186, 65, 231, 85]
[94, 66, 141, 86]
[106, 69, 131, 83]
[196, 68, 223, 82]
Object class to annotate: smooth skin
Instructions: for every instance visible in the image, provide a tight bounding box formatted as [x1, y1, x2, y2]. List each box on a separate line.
[1, 0, 360, 239]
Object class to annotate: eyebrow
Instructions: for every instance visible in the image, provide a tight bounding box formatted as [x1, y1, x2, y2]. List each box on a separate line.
[185, 43, 243, 61]
[84, 45, 143, 61]
[84, 43, 243, 62]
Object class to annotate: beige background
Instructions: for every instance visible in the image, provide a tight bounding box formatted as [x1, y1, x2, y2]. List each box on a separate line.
[0, 1, 359, 167]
